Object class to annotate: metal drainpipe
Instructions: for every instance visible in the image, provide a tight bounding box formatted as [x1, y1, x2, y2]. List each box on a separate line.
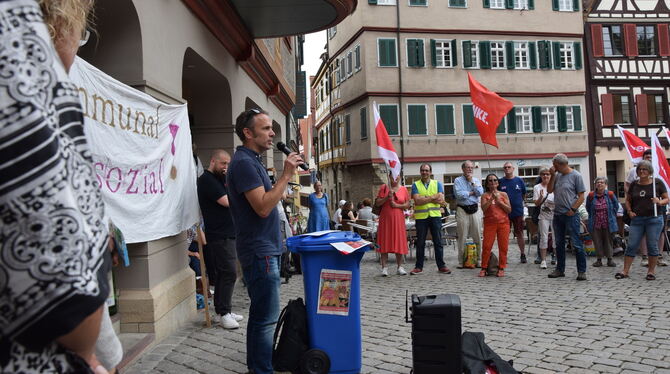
[396, 1, 405, 176]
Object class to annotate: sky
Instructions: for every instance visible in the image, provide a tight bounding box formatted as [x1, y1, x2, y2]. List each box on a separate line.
[302, 31, 326, 115]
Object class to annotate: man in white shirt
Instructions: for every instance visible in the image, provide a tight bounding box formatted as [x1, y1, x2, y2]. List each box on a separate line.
[334, 200, 346, 229]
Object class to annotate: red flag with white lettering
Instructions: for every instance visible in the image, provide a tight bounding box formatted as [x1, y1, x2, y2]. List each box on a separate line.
[468, 72, 514, 148]
[617, 125, 650, 164]
[651, 132, 670, 192]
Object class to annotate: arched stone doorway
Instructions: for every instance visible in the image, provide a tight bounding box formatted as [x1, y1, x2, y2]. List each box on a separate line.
[182, 48, 233, 164]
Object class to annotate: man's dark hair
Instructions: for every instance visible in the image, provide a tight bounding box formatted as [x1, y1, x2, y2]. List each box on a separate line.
[643, 149, 652, 156]
[235, 108, 269, 142]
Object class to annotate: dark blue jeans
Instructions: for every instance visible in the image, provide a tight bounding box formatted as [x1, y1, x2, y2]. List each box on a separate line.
[242, 255, 281, 374]
[553, 213, 586, 273]
[414, 217, 445, 269]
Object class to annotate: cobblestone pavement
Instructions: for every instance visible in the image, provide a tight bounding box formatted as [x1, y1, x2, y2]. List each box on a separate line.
[126, 244, 670, 374]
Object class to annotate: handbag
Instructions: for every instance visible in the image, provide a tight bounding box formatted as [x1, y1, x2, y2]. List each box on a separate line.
[531, 195, 549, 225]
[459, 204, 479, 215]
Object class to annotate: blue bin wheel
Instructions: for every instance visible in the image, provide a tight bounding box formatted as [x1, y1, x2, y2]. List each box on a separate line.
[300, 348, 330, 374]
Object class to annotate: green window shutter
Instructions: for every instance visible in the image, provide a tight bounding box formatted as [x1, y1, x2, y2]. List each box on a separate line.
[463, 41, 473, 68]
[532, 106, 543, 133]
[379, 39, 396, 67]
[505, 41, 515, 69]
[360, 107, 368, 139]
[557, 106, 567, 132]
[451, 39, 458, 66]
[552, 41, 562, 69]
[572, 105, 582, 131]
[483, 0, 490, 8]
[572, 0, 579, 11]
[436, 105, 455, 135]
[479, 41, 491, 69]
[528, 0, 534, 9]
[574, 41, 582, 69]
[407, 39, 417, 67]
[529, 42, 537, 69]
[379, 39, 387, 66]
[463, 105, 477, 134]
[507, 108, 517, 133]
[552, 0, 559, 11]
[430, 39, 437, 67]
[379, 105, 399, 135]
[345, 116, 351, 143]
[505, 0, 514, 9]
[496, 118, 506, 133]
[408, 105, 426, 135]
[411, 0, 427, 4]
[368, 0, 377, 4]
[417, 39, 425, 67]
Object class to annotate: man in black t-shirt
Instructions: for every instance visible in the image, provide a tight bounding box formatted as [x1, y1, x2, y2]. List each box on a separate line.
[197, 149, 243, 329]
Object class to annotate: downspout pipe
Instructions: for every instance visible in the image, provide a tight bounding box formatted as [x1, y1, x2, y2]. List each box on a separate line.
[396, 2, 405, 176]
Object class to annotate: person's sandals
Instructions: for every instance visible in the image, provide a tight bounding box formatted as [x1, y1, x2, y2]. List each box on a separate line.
[646, 273, 656, 280]
[478, 269, 487, 277]
[496, 269, 505, 277]
[615, 272, 629, 279]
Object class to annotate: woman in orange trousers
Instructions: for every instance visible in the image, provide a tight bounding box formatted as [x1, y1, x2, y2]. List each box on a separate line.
[479, 174, 512, 277]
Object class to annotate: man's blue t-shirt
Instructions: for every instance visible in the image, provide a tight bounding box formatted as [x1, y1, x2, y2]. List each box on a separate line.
[227, 146, 281, 266]
[498, 176, 526, 218]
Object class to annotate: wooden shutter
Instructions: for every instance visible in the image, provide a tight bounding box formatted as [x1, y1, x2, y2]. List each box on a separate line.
[538, 41, 550, 69]
[368, 0, 377, 4]
[623, 24, 638, 57]
[572, 105, 582, 131]
[463, 41, 473, 68]
[451, 39, 458, 66]
[658, 24, 670, 57]
[507, 108, 516, 134]
[600, 94, 614, 127]
[360, 107, 368, 139]
[532, 107, 543, 133]
[417, 39, 425, 67]
[430, 39, 437, 66]
[529, 42, 537, 69]
[557, 106, 568, 132]
[505, 41, 515, 69]
[505, 0, 514, 9]
[552, 0, 559, 11]
[479, 41, 491, 69]
[408, 105, 426, 135]
[572, 0, 579, 11]
[379, 39, 387, 66]
[345, 115, 351, 143]
[380, 105, 399, 135]
[636, 94, 649, 126]
[574, 41, 582, 70]
[528, 0, 534, 9]
[496, 118, 506, 134]
[591, 24, 604, 57]
[463, 105, 476, 134]
[436, 105, 454, 135]
[552, 41, 562, 69]
[483, 0, 490, 8]
[408, 39, 417, 67]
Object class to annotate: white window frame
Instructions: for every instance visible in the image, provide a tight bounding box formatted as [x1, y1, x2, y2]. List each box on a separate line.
[514, 41, 529, 69]
[558, 0, 572, 11]
[407, 104, 428, 136]
[462, 40, 479, 69]
[339, 57, 346, 82]
[602, 25, 624, 57]
[334, 61, 341, 85]
[560, 42, 574, 70]
[405, 38, 425, 68]
[542, 106, 558, 132]
[346, 51, 353, 77]
[491, 41, 505, 69]
[448, 0, 467, 7]
[354, 45, 361, 71]
[434, 39, 454, 68]
[378, 104, 400, 136]
[513, 0, 529, 9]
[490, 0, 505, 9]
[328, 26, 337, 39]
[434, 104, 456, 135]
[377, 37, 398, 67]
[516, 107, 532, 133]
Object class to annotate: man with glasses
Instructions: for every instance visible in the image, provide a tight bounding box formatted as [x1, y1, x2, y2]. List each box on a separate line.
[410, 163, 451, 275]
[454, 160, 484, 268]
[547, 153, 587, 280]
[499, 162, 528, 263]
[227, 108, 304, 374]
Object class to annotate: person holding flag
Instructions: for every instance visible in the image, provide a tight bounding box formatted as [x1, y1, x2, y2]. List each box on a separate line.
[616, 158, 668, 281]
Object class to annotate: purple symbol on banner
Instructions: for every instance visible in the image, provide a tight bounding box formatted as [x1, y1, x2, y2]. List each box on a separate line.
[169, 123, 179, 155]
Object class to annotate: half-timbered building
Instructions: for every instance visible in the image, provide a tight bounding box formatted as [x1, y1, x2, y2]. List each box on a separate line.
[584, 0, 670, 197]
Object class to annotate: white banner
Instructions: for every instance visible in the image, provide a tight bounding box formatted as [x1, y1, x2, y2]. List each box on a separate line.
[70, 57, 198, 243]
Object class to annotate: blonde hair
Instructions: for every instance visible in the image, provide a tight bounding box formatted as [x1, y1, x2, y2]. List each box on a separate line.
[39, 0, 94, 42]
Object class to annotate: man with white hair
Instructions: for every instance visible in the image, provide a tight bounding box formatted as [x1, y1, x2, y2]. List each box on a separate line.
[334, 199, 346, 229]
[547, 153, 587, 280]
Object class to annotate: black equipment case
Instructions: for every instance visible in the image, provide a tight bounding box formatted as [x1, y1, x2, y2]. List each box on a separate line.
[409, 293, 462, 374]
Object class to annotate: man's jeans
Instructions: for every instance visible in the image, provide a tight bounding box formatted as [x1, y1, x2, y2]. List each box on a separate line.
[553, 213, 586, 273]
[242, 255, 281, 374]
[414, 216, 445, 269]
[209, 239, 237, 316]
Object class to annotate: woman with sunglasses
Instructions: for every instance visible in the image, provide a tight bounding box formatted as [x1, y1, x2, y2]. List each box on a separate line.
[616, 160, 668, 280]
[479, 174, 512, 277]
[533, 167, 556, 269]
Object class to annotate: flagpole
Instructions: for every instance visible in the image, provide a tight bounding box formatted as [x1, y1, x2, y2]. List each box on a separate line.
[652, 134, 658, 217]
[482, 143, 492, 170]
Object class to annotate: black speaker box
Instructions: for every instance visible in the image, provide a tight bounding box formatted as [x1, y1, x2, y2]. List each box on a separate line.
[410, 293, 462, 374]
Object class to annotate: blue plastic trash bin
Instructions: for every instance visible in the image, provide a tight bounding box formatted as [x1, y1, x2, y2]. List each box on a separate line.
[287, 231, 370, 374]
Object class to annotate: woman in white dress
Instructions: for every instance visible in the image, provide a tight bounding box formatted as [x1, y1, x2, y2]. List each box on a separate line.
[533, 167, 555, 269]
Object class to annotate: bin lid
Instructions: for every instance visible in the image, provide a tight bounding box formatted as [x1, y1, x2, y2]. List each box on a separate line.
[287, 230, 361, 248]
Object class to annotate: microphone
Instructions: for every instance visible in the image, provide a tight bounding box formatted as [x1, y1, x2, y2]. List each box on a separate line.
[276, 142, 308, 171]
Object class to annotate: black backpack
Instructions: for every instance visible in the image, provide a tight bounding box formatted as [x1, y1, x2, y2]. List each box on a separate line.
[273, 298, 309, 373]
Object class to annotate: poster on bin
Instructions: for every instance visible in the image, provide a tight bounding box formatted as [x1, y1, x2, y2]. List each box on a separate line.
[317, 269, 352, 316]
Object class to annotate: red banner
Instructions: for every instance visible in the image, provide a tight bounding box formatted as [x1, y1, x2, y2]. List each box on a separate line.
[468, 72, 514, 148]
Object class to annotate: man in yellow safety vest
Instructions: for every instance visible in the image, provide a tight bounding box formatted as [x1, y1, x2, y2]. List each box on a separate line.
[409, 164, 451, 275]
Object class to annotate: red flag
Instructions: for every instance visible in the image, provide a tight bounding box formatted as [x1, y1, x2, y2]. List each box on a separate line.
[617, 125, 650, 164]
[663, 127, 670, 145]
[467, 72, 514, 148]
[651, 132, 670, 192]
[373, 101, 401, 179]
